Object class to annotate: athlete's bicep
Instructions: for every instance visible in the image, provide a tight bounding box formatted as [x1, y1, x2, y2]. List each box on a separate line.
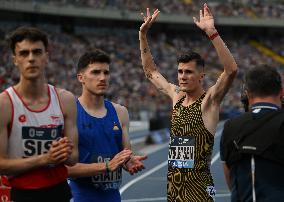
[148, 70, 177, 99]
[208, 71, 236, 105]
[115, 105, 131, 150]
[121, 107, 131, 150]
[0, 115, 9, 159]
[58, 90, 78, 164]
[0, 93, 12, 160]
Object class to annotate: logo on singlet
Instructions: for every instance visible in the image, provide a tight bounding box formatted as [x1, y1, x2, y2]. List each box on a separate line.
[113, 122, 119, 131]
[91, 155, 122, 190]
[168, 136, 195, 169]
[22, 125, 63, 157]
[18, 114, 26, 123]
[50, 115, 62, 125]
[206, 186, 216, 200]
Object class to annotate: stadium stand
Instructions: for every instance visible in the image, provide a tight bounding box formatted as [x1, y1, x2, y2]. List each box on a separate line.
[3, 0, 284, 19]
[0, 1, 283, 121]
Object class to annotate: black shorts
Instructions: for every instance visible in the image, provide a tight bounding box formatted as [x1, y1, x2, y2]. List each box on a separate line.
[11, 181, 72, 202]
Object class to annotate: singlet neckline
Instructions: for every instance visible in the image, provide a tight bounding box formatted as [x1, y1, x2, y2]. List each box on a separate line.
[12, 84, 51, 113]
[179, 93, 206, 108]
[77, 99, 109, 120]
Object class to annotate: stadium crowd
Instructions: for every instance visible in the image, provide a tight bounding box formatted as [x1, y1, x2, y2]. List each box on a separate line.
[0, 23, 282, 120]
[5, 0, 284, 19]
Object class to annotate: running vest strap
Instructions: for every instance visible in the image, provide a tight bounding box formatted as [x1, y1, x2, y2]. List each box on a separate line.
[5, 85, 67, 189]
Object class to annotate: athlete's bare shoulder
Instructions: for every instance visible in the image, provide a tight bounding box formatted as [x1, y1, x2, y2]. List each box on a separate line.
[112, 102, 128, 115]
[55, 88, 74, 98]
[55, 88, 75, 102]
[54, 88, 76, 114]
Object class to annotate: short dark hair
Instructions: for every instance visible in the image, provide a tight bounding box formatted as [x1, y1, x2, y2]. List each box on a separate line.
[244, 64, 282, 97]
[8, 26, 48, 54]
[77, 49, 111, 73]
[177, 51, 205, 71]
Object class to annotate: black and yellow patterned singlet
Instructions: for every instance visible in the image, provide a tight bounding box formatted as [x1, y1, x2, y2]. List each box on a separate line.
[167, 93, 215, 202]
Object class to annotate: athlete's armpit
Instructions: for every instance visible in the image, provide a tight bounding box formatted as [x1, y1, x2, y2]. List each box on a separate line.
[174, 86, 180, 94]
[157, 87, 168, 94]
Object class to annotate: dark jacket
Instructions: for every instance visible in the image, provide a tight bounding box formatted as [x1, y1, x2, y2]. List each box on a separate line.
[220, 109, 284, 165]
[220, 109, 284, 202]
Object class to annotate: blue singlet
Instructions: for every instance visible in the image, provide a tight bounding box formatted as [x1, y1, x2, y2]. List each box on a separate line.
[69, 99, 123, 202]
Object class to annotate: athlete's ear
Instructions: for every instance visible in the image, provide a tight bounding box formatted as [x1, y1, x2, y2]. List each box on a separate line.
[45, 51, 49, 63]
[77, 73, 84, 83]
[12, 55, 18, 67]
[199, 73, 205, 82]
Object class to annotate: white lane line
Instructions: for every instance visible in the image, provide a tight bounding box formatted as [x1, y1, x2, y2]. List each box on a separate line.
[120, 161, 168, 194]
[211, 152, 220, 165]
[122, 193, 231, 202]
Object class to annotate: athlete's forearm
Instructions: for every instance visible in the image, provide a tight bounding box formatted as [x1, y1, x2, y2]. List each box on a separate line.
[64, 151, 78, 166]
[207, 28, 237, 76]
[139, 31, 159, 79]
[67, 163, 106, 177]
[0, 154, 48, 175]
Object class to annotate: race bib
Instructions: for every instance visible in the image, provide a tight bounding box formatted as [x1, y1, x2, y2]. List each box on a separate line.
[91, 155, 122, 190]
[22, 126, 62, 157]
[168, 136, 195, 169]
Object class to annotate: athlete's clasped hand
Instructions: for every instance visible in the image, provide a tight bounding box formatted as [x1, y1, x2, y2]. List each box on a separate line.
[45, 137, 73, 165]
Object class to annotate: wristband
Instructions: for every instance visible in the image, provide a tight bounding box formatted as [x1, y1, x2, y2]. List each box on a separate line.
[105, 160, 110, 173]
[209, 32, 219, 40]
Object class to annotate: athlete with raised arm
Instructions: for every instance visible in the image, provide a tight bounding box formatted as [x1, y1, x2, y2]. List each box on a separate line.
[139, 4, 237, 201]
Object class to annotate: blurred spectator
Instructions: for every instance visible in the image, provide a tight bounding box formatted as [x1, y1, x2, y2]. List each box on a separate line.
[0, 23, 282, 120]
[4, 0, 284, 19]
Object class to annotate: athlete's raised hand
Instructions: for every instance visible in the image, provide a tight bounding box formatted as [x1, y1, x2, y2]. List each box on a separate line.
[193, 3, 215, 35]
[140, 8, 160, 35]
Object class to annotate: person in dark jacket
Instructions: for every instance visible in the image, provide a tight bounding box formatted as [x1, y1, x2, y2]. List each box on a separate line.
[220, 64, 284, 202]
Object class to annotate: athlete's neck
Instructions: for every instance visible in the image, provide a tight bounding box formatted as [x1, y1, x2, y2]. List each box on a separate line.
[79, 93, 107, 118]
[183, 89, 205, 106]
[14, 77, 47, 100]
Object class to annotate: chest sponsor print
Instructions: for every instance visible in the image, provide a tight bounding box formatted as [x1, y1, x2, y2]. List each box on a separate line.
[22, 125, 63, 157]
[168, 136, 195, 169]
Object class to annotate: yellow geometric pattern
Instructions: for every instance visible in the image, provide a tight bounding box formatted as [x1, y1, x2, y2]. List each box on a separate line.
[167, 93, 215, 202]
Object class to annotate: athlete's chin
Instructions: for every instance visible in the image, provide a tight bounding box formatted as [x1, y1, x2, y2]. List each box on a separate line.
[24, 73, 41, 80]
[179, 87, 190, 93]
[94, 92, 106, 96]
